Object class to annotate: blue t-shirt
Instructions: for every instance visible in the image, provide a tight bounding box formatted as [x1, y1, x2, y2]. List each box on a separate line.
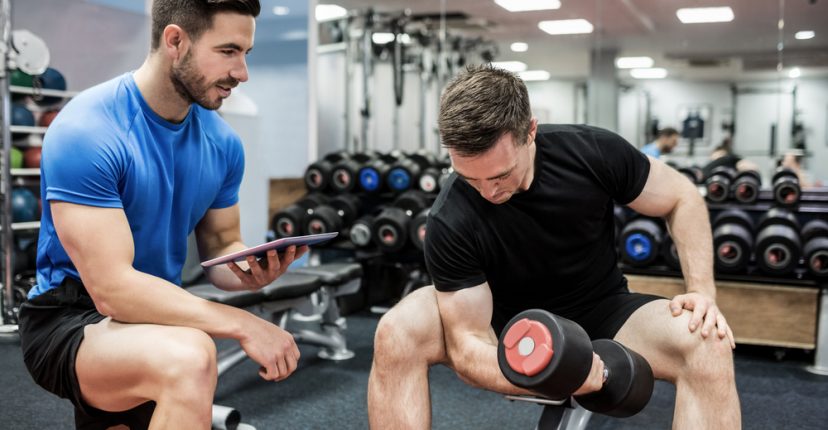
[640, 142, 660, 158]
[29, 73, 244, 299]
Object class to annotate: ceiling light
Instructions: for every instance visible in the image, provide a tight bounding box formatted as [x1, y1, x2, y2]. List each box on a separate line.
[494, 0, 561, 12]
[372, 33, 411, 45]
[788, 67, 801, 78]
[518, 70, 551, 81]
[272, 6, 289, 16]
[630, 68, 668, 79]
[538, 19, 594, 35]
[676, 7, 734, 24]
[491, 61, 528, 72]
[510, 42, 529, 52]
[616, 56, 654, 69]
[316, 4, 347, 22]
[795, 31, 815, 40]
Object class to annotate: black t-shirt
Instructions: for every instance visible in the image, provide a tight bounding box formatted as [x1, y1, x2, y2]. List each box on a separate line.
[424, 124, 650, 322]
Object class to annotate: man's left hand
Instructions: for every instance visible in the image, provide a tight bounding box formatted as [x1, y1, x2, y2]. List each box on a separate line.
[669, 291, 735, 349]
[226, 245, 309, 290]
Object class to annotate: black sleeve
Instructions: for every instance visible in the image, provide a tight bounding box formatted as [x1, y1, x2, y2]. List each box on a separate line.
[424, 215, 487, 292]
[586, 127, 651, 205]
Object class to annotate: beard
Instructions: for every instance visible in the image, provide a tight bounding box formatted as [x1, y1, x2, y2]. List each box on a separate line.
[170, 50, 237, 111]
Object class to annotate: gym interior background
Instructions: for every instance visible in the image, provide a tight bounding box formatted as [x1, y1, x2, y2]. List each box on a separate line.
[1, 0, 828, 429]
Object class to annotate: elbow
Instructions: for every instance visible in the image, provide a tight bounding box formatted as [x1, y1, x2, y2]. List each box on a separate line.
[81, 272, 127, 320]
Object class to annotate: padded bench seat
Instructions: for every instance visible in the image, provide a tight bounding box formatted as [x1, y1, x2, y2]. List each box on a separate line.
[292, 263, 363, 286]
[187, 273, 322, 306]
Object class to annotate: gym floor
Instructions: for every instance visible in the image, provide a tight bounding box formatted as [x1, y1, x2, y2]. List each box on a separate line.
[1, 312, 827, 429]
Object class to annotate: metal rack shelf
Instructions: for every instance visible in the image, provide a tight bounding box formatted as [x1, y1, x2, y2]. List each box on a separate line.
[9, 125, 47, 134]
[10, 85, 77, 98]
[10, 168, 39, 176]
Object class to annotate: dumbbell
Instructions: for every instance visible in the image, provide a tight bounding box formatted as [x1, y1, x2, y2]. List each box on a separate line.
[704, 166, 737, 203]
[612, 206, 626, 241]
[801, 219, 828, 278]
[755, 208, 801, 276]
[711, 209, 755, 274]
[305, 194, 362, 235]
[731, 170, 762, 204]
[408, 209, 429, 251]
[304, 151, 350, 192]
[498, 309, 654, 418]
[386, 153, 436, 193]
[372, 191, 431, 252]
[349, 213, 377, 248]
[677, 166, 704, 185]
[619, 217, 664, 267]
[772, 168, 801, 206]
[418, 157, 451, 194]
[270, 193, 330, 238]
[661, 234, 681, 271]
[329, 152, 379, 193]
[358, 152, 401, 193]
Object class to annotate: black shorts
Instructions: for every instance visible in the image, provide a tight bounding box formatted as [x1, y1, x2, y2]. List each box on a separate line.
[18, 277, 156, 429]
[491, 284, 664, 340]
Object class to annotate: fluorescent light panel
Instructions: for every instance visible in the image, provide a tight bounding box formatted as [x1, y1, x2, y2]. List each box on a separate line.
[788, 67, 801, 78]
[616, 56, 654, 69]
[316, 4, 347, 22]
[538, 19, 593, 35]
[795, 31, 815, 40]
[495, 0, 560, 12]
[510, 42, 529, 52]
[372, 33, 411, 45]
[519, 70, 551, 81]
[630, 68, 668, 79]
[272, 6, 289, 16]
[491, 61, 528, 72]
[676, 7, 734, 24]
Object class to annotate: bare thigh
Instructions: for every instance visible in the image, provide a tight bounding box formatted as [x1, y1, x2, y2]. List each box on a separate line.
[76, 317, 217, 412]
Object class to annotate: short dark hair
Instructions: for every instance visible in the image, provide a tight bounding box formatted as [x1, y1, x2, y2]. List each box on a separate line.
[151, 0, 261, 50]
[438, 65, 532, 157]
[658, 127, 679, 138]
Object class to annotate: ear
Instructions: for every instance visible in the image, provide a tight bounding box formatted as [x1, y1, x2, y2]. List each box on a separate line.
[527, 117, 539, 143]
[162, 24, 189, 61]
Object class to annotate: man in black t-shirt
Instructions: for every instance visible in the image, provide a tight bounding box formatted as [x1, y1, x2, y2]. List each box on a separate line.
[367, 66, 740, 429]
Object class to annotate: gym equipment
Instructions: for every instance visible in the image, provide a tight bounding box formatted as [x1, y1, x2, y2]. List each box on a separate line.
[349, 213, 376, 248]
[270, 194, 330, 238]
[677, 166, 704, 185]
[755, 208, 801, 276]
[33, 67, 67, 106]
[408, 209, 429, 251]
[23, 146, 41, 168]
[10, 147, 23, 169]
[11, 188, 38, 222]
[802, 219, 828, 278]
[305, 193, 362, 235]
[304, 151, 350, 192]
[661, 234, 681, 271]
[498, 309, 654, 417]
[10, 30, 50, 76]
[772, 168, 801, 206]
[11, 103, 34, 139]
[619, 218, 664, 267]
[704, 166, 736, 203]
[418, 157, 451, 194]
[358, 152, 400, 193]
[711, 209, 755, 274]
[612, 206, 626, 241]
[731, 170, 762, 204]
[38, 109, 59, 127]
[372, 191, 431, 252]
[386, 153, 435, 193]
[329, 152, 379, 193]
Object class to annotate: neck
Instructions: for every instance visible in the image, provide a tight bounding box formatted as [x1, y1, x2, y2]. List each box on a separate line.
[519, 141, 537, 191]
[133, 53, 191, 123]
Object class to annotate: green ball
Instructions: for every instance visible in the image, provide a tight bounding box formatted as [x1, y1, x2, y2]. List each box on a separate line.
[10, 69, 34, 87]
[11, 147, 23, 169]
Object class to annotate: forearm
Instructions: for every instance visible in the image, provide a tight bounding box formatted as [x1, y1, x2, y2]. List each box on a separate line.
[89, 268, 255, 339]
[203, 240, 249, 290]
[666, 189, 716, 297]
[450, 333, 532, 396]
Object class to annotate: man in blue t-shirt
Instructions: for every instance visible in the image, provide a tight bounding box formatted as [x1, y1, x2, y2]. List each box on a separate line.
[641, 127, 679, 159]
[17, 1, 303, 428]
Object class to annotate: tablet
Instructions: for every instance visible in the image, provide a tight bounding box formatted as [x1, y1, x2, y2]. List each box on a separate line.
[200, 232, 339, 268]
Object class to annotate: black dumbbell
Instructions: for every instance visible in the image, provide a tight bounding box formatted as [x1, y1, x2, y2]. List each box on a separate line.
[386, 153, 436, 193]
[419, 156, 451, 194]
[358, 152, 401, 194]
[772, 168, 801, 206]
[704, 166, 737, 203]
[498, 309, 654, 418]
[731, 170, 762, 204]
[304, 151, 350, 192]
[270, 193, 330, 238]
[329, 152, 380, 193]
[408, 209, 429, 251]
[678, 166, 704, 185]
[349, 213, 376, 248]
[372, 191, 431, 252]
[613, 205, 627, 241]
[661, 234, 681, 271]
[755, 208, 801, 275]
[802, 219, 828, 278]
[619, 218, 664, 267]
[711, 209, 755, 274]
[305, 193, 362, 235]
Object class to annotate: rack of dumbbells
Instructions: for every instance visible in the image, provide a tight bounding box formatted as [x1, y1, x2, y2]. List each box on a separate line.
[269, 150, 452, 310]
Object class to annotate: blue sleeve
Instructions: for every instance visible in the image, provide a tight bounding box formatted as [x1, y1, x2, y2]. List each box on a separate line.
[42, 124, 124, 208]
[210, 136, 244, 209]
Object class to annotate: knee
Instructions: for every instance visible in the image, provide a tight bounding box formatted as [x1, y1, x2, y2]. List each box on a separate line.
[156, 328, 217, 390]
[677, 333, 734, 383]
[373, 311, 418, 364]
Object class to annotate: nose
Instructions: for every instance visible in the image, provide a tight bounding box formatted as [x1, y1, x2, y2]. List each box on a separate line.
[482, 182, 499, 200]
[231, 56, 249, 83]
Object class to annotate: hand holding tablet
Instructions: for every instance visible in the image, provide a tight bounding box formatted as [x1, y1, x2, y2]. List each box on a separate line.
[200, 232, 339, 268]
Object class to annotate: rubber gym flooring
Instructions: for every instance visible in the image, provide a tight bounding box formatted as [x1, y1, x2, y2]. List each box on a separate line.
[1, 312, 827, 429]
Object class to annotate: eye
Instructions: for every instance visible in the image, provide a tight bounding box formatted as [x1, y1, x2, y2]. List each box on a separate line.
[221, 49, 235, 56]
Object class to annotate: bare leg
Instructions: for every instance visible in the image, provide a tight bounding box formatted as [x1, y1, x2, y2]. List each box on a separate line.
[614, 300, 741, 430]
[76, 318, 218, 429]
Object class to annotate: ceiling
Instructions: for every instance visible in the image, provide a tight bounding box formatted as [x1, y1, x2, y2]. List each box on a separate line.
[326, 0, 828, 81]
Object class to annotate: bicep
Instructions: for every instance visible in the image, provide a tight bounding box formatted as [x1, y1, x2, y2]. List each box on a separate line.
[627, 156, 697, 218]
[195, 204, 242, 259]
[51, 202, 134, 290]
[436, 282, 495, 343]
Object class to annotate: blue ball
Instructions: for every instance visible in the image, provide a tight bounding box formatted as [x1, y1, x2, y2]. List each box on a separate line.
[34, 67, 67, 106]
[11, 188, 38, 222]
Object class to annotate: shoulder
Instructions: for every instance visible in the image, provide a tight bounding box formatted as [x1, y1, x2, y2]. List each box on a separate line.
[193, 107, 243, 156]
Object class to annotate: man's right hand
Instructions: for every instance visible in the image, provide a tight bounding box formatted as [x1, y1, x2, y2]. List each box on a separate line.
[239, 318, 300, 381]
[572, 353, 605, 396]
